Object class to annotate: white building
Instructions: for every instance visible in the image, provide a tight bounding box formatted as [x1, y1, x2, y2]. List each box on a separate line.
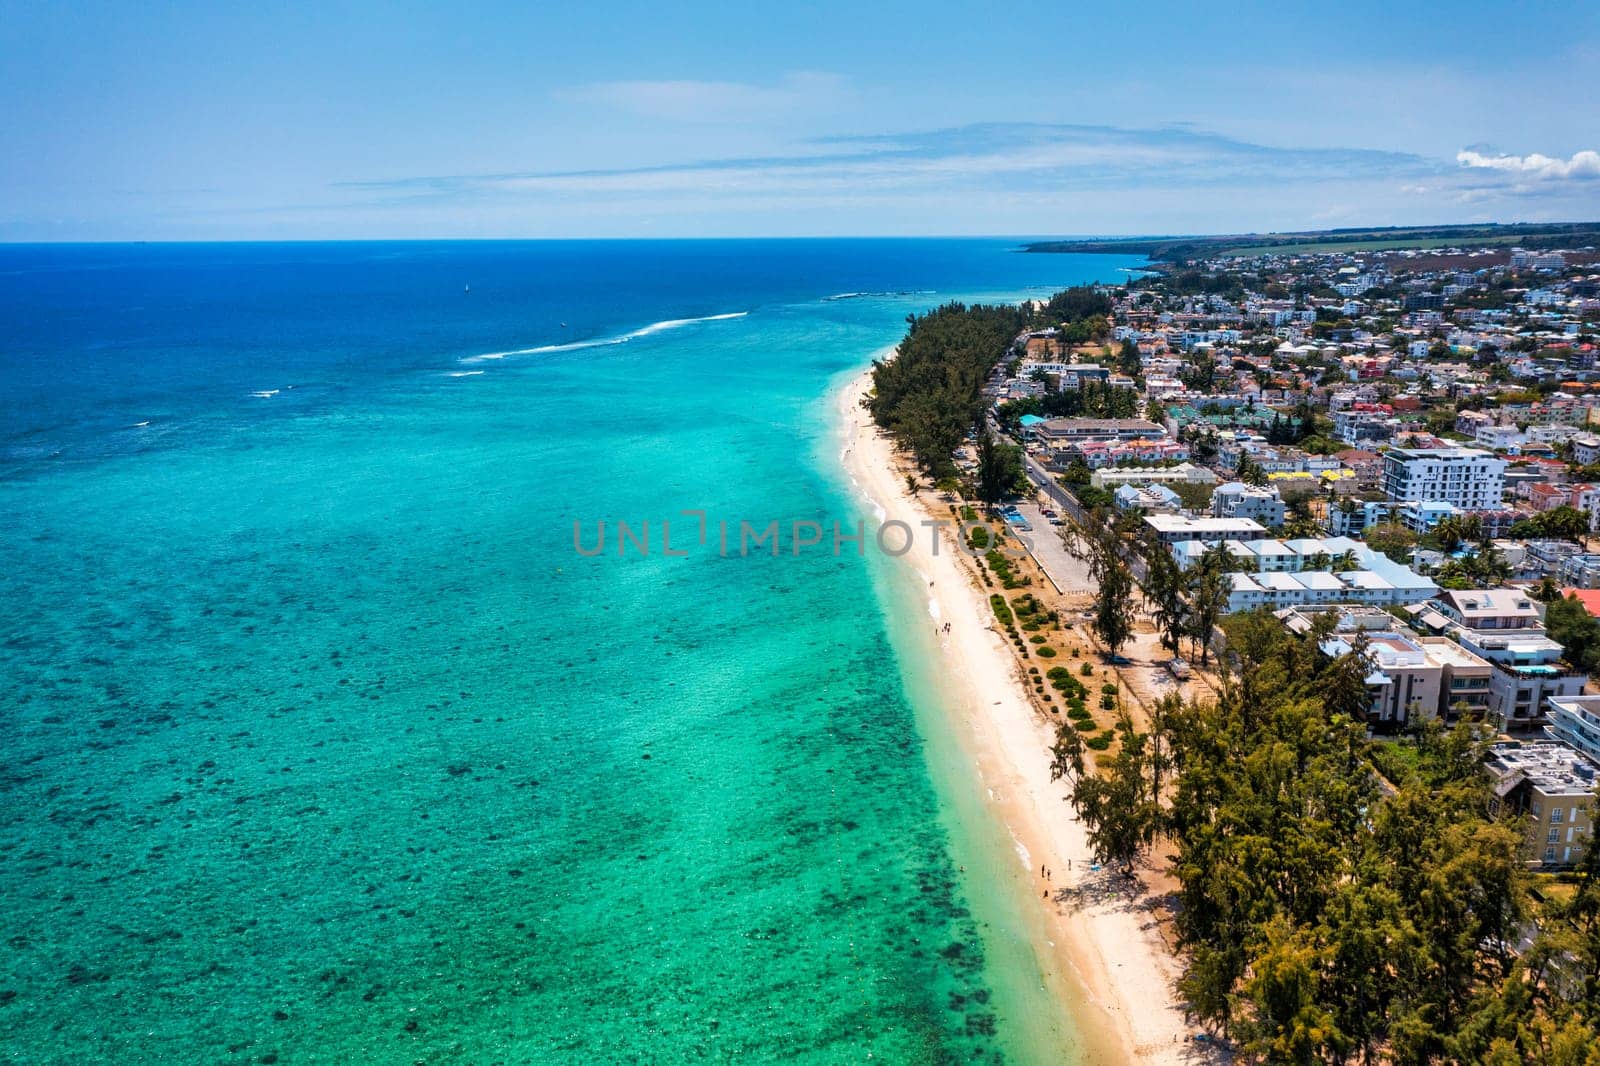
[1454, 628, 1586, 733]
[1170, 535, 1438, 613]
[1089, 463, 1219, 489]
[1474, 424, 1524, 451]
[1570, 434, 1600, 466]
[1211, 482, 1286, 527]
[1381, 446, 1506, 510]
[1143, 514, 1268, 546]
[1547, 694, 1600, 765]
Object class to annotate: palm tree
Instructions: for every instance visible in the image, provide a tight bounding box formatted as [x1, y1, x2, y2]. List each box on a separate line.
[1531, 575, 1563, 603]
[1433, 516, 1467, 553]
[1468, 541, 1511, 584]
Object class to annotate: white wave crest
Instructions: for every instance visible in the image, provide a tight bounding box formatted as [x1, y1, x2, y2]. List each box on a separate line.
[462, 311, 748, 364]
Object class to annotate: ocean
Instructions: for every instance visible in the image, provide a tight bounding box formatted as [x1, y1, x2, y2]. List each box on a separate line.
[0, 240, 1139, 1064]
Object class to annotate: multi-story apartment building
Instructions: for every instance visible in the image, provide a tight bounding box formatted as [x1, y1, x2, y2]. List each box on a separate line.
[1433, 589, 1542, 631]
[1416, 589, 1585, 732]
[1485, 740, 1595, 869]
[1211, 482, 1286, 527]
[1175, 536, 1439, 613]
[1418, 636, 1495, 720]
[1381, 446, 1506, 510]
[1322, 628, 1440, 731]
[1547, 694, 1600, 765]
[1454, 628, 1586, 733]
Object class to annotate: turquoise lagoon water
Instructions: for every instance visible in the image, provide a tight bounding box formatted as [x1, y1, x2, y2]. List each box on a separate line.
[0, 241, 1137, 1063]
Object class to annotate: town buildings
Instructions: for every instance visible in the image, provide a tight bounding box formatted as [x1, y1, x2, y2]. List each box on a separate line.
[1381, 447, 1506, 510]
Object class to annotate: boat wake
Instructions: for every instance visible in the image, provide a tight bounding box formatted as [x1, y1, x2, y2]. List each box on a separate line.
[462, 311, 748, 364]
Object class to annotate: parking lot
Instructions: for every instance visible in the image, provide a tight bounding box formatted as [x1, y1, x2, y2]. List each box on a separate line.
[1006, 499, 1095, 597]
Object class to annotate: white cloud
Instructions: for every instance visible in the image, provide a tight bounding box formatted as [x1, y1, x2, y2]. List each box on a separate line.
[558, 72, 852, 123]
[1456, 148, 1600, 179]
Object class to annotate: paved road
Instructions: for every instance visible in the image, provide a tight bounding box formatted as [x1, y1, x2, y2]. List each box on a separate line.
[1009, 437, 1149, 584]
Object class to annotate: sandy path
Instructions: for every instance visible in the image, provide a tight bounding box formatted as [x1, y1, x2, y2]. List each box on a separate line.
[838, 370, 1207, 1065]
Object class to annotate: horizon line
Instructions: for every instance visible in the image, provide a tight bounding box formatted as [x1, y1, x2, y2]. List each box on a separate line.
[4, 219, 1598, 248]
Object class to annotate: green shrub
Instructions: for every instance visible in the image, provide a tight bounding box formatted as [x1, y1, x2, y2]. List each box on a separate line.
[968, 525, 989, 550]
[1035, 646, 1057, 658]
[1080, 663, 1093, 676]
[1047, 667, 1071, 681]
[1067, 706, 1093, 721]
[1100, 694, 1116, 710]
[1100, 684, 1119, 696]
[989, 594, 1013, 626]
[1029, 635, 1046, 645]
[1072, 717, 1098, 732]
[1086, 733, 1114, 751]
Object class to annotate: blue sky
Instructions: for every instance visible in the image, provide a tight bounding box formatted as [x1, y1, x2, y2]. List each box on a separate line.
[3, 0, 1598, 240]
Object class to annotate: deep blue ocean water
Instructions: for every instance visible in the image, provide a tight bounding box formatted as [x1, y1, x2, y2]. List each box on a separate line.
[0, 240, 1138, 1064]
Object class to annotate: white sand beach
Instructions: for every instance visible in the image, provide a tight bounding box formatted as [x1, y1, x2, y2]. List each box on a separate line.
[838, 368, 1203, 1065]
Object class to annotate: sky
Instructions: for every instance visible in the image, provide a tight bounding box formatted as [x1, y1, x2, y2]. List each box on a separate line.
[2, 0, 1598, 240]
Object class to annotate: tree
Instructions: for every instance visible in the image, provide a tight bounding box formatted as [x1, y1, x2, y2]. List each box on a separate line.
[1140, 534, 1190, 658]
[1093, 555, 1136, 660]
[1074, 522, 1135, 659]
[1187, 544, 1230, 665]
[1545, 594, 1600, 674]
[1531, 575, 1563, 603]
[1321, 630, 1376, 724]
[1064, 710, 1163, 875]
[974, 431, 1023, 505]
[1434, 515, 1469, 552]
[1514, 505, 1591, 543]
[1049, 719, 1086, 787]
[1365, 522, 1418, 564]
[1157, 614, 1547, 1059]
[1283, 495, 1321, 538]
[1119, 339, 1144, 377]
[869, 302, 1026, 473]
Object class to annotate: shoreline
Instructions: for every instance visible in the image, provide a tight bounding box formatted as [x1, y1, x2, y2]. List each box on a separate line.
[836, 366, 1199, 1065]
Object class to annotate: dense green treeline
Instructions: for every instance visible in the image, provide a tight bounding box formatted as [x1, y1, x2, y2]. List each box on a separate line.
[995, 379, 1140, 424]
[1054, 610, 1600, 1064]
[867, 301, 1024, 473]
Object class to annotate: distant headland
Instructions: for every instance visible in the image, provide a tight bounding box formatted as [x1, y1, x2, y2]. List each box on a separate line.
[1023, 220, 1600, 261]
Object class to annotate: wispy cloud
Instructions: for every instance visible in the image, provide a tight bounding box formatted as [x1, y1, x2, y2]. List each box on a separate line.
[340, 122, 1436, 202]
[555, 72, 852, 123]
[1456, 147, 1600, 180]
